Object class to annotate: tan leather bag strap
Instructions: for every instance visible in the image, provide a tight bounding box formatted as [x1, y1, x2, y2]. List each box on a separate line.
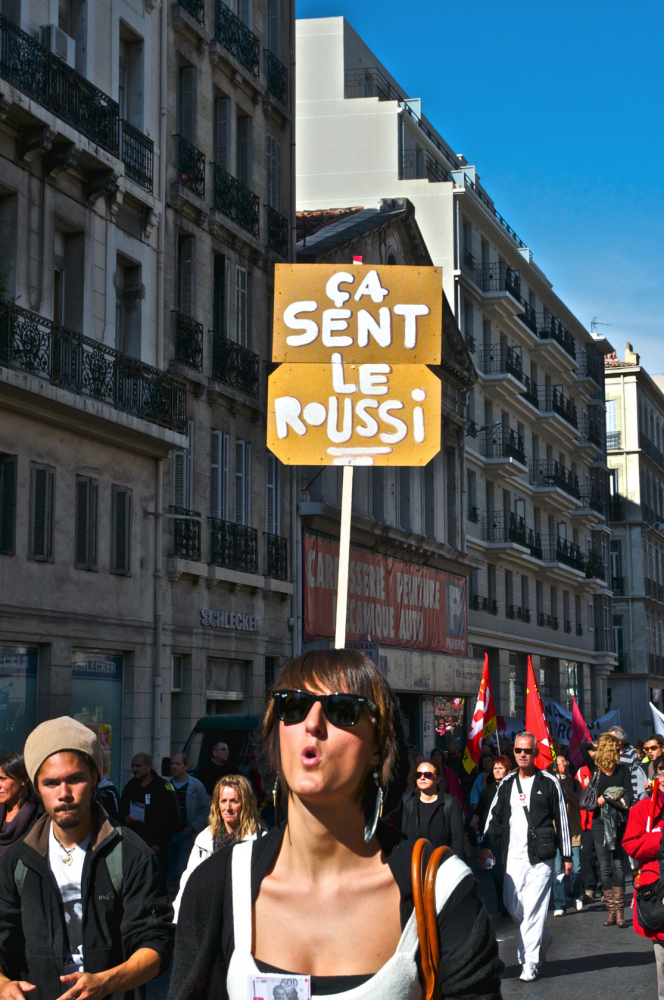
[411, 838, 450, 1000]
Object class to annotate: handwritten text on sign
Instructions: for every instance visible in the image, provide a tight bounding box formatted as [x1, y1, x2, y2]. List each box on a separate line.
[272, 264, 442, 364]
[303, 533, 467, 655]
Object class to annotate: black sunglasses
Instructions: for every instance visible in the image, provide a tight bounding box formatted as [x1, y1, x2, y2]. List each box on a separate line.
[272, 689, 379, 728]
[515, 747, 535, 755]
[416, 770, 436, 779]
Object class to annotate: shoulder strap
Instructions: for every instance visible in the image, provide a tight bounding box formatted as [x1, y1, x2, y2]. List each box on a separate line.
[14, 858, 27, 897]
[105, 828, 123, 896]
[514, 774, 532, 828]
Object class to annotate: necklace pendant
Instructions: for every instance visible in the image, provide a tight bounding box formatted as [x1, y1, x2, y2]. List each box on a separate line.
[63, 854, 73, 866]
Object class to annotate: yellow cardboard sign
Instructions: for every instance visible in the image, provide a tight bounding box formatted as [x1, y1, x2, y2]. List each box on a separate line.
[267, 362, 441, 466]
[272, 263, 442, 365]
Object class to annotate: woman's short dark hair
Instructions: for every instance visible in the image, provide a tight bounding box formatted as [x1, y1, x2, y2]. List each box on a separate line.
[0, 750, 36, 805]
[262, 649, 409, 815]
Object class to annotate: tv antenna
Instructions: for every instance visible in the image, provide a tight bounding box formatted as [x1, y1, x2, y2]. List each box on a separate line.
[591, 316, 612, 333]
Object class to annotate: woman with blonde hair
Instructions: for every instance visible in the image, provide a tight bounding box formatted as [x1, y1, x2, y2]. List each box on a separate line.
[580, 732, 633, 926]
[173, 773, 263, 920]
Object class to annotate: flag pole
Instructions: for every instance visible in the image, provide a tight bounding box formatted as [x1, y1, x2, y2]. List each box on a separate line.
[334, 463, 354, 648]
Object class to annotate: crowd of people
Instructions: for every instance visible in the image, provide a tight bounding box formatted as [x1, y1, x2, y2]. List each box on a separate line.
[0, 661, 663, 999]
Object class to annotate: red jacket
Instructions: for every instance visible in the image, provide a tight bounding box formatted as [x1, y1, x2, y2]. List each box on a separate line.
[623, 788, 664, 941]
[576, 765, 594, 830]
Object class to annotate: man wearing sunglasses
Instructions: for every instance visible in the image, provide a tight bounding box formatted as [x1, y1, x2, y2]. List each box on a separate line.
[479, 732, 572, 983]
[643, 735, 664, 785]
[401, 764, 465, 857]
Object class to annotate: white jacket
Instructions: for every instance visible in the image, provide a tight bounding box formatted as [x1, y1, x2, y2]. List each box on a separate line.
[173, 825, 261, 921]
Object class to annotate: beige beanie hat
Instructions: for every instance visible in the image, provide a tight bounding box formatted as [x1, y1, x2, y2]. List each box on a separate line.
[24, 716, 103, 785]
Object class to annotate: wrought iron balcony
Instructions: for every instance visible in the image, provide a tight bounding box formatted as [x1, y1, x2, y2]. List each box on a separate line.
[174, 312, 204, 371]
[400, 148, 450, 183]
[579, 486, 604, 514]
[0, 300, 187, 432]
[179, 0, 204, 24]
[530, 459, 580, 499]
[649, 654, 664, 676]
[538, 316, 576, 359]
[640, 433, 664, 474]
[209, 516, 258, 573]
[467, 505, 479, 523]
[576, 350, 603, 385]
[266, 205, 289, 257]
[507, 605, 531, 623]
[518, 302, 538, 335]
[483, 511, 528, 547]
[540, 386, 577, 428]
[537, 612, 559, 630]
[176, 135, 205, 199]
[521, 372, 540, 409]
[265, 532, 288, 580]
[120, 120, 153, 191]
[470, 594, 499, 615]
[480, 426, 526, 465]
[344, 66, 402, 102]
[612, 575, 625, 595]
[465, 334, 476, 354]
[212, 332, 259, 398]
[266, 49, 288, 105]
[479, 342, 524, 380]
[607, 431, 622, 450]
[214, 0, 259, 77]
[546, 536, 585, 572]
[477, 262, 521, 300]
[576, 623, 584, 636]
[526, 527, 543, 560]
[213, 164, 260, 238]
[171, 506, 201, 561]
[463, 248, 475, 271]
[564, 620, 573, 633]
[645, 577, 664, 602]
[609, 497, 624, 520]
[465, 419, 478, 438]
[578, 414, 604, 448]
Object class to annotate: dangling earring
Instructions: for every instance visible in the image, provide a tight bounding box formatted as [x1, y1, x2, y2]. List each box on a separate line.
[364, 768, 384, 843]
[273, 776, 282, 830]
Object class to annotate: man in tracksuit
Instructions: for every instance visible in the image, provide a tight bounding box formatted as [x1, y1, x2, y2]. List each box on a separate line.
[480, 731, 572, 983]
[0, 717, 174, 1000]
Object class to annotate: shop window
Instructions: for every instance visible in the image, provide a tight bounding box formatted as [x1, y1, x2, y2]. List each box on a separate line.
[71, 651, 123, 783]
[110, 485, 131, 575]
[210, 430, 230, 519]
[29, 463, 55, 562]
[434, 696, 465, 752]
[0, 455, 17, 556]
[0, 646, 37, 755]
[75, 475, 98, 571]
[206, 656, 247, 702]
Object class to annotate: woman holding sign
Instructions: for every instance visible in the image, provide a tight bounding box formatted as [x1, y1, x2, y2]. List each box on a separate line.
[170, 649, 502, 1000]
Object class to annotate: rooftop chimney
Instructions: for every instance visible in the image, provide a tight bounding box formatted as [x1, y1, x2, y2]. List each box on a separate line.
[625, 342, 640, 365]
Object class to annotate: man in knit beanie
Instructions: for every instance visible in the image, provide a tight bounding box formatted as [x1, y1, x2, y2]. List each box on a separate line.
[0, 718, 174, 1000]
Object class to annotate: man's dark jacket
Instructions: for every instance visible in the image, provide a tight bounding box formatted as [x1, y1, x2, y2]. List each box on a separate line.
[401, 791, 466, 857]
[119, 771, 179, 855]
[482, 768, 572, 867]
[0, 806, 174, 1000]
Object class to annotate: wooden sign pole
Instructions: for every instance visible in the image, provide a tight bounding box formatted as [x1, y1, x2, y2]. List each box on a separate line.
[334, 464, 354, 648]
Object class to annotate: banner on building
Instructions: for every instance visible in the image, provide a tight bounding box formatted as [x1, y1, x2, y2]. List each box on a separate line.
[499, 703, 622, 744]
[303, 533, 466, 654]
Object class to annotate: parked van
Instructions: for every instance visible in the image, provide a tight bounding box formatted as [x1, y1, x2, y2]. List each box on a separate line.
[162, 714, 261, 778]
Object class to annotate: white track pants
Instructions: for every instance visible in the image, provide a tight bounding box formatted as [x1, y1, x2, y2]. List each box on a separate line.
[503, 856, 554, 969]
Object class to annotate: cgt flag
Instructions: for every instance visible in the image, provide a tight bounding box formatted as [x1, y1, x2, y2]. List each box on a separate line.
[568, 697, 592, 770]
[463, 654, 497, 773]
[525, 656, 555, 770]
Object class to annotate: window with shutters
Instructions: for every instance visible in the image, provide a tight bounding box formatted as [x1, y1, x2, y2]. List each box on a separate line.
[214, 95, 229, 171]
[178, 235, 195, 317]
[237, 0, 251, 28]
[29, 463, 55, 562]
[235, 439, 251, 525]
[0, 455, 17, 557]
[75, 475, 98, 571]
[265, 134, 281, 211]
[235, 266, 249, 346]
[267, 0, 279, 54]
[213, 253, 227, 335]
[237, 115, 252, 188]
[173, 420, 195, 508]
[111, 485, 131, 575]
[178, 65, 196, 144]
[210, 431, 230, 519]
[265, 453, 280, 535]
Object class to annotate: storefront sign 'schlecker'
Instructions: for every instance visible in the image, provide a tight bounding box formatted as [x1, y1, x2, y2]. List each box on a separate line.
[303, 533, 467, 655]
[200, 608, 262, 633]
[268, 264, 443, 466]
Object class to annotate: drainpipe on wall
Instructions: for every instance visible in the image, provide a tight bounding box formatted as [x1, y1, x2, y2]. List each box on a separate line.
[153, 458, 164, 763]
[290, 0, 299, 656]
[291, 466, 298, 658]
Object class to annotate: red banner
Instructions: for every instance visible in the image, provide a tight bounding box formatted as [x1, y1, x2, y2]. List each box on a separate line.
[303, 533, 467, 655]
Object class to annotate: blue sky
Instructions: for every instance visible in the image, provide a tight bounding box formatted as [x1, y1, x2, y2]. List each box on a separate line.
[296, 0, 664, 373]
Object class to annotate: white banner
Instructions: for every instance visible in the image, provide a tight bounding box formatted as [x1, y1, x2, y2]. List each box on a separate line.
[650, 701, 664, 737]
[498, 701, 621, 745]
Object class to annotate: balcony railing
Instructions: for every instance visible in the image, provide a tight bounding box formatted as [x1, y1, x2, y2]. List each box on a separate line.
[463, 248, 475, 271]
[174, 312, 204, 371]
[266, 49, 288, 105]
[477, 262, 521, 300]
[538, 316, 576, 359]
[0, 13, 119, 155]
[465, 419, 478, 438]
[585, 549, 605, 581]
[120, 120, 153, 191]
[212, 333, 259, 398]
[579, 486, 604, 514]
[214, 0, 260, 76]
[507, 605, 531, 623]
[266, 205, 289, 257]
[607, 431, 622, 450]
[576, 623, 584, 636]
[518, 302, 538, 335]
[0, 300, 186, 432]
[521, 372, 540, 409]
[467, 505, 479, 523]
[546, 536, 585, 572]
[538, 612, 559, 630]
[176, 135, 205, 199]
[209, 517, 258, 573]
[400, 148, 450, 183]
[530, 459, 580, 499]
[465, 334, 476, 354]
[171, 506, 201, 561]
[470, 594, 488, 611]
[480, 426, 526, 464]
[344, 65, 403, 102]
[265, 532, 288, 580]
[649, 654, 664, 676]
[612, 575, 625, 595]
[484, 511, 528, 547]
[640, 433, 664, 474]
[578, 414, 604, 449]
[526, 527, 543, 559]
[642, 502, 659, 524]
[540, 386, 578, 428]
[576, 350, 603, 385]
[645, 578, 664, 603]
[609, 497, 624, 520]
[564, 620, 573, 633]
[179, 0, 204, 24]
[479, 342, 524, 380]
[213, 164, 260, 238]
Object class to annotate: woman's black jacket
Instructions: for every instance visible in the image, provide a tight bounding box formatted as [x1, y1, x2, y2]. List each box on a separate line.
[401, 791, 466, 857]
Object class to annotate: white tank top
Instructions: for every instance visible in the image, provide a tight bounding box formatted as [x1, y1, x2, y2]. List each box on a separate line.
[226, 838, 472, 1000]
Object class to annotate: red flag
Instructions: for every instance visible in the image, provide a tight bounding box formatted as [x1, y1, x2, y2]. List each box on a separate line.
[568, 697, 591, 770]
[525, 656, 555, 770]
[463, 654, 497, 773]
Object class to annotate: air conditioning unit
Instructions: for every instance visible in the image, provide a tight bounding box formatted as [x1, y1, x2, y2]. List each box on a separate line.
[40, 24, 76, 68]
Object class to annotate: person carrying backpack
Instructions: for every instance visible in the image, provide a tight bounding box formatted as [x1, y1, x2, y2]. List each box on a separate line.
[0, 717, 174, 1000]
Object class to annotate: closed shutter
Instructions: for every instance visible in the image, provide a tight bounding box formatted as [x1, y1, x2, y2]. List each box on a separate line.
[213, 253, 226, 336]
[237, 116, 252, 188]
[210, 431, 230, 520]
[237, 0, 250, 27]
[267, 0, 279, 54]
[235, 266, 248, 346]
[178, 236, 195, 317]
[75, 476, 98, 570]
[179, 66, 196, 144]
[111, 485, 131, 575]
[30, 463, 54, 561]
[265, 453, 279, 535]
[0, 455, 17, 556]
[235, 440, 245, 524]
[214, 97, 229, 171]
[266, 134, 281, 211]
[173, 451, 187, 508]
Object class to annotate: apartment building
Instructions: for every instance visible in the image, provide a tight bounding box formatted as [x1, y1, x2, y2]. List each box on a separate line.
[295, 198, 482, 753]
[0, 0, 295, 781]
[605, 344, 664, 737]
[296, 15, 616, 721]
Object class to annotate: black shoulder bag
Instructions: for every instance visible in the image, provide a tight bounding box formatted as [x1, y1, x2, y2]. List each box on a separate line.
[515, 774, 557, 860]
[579, 768, 600, 812]
[635, 814, 664, 931]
